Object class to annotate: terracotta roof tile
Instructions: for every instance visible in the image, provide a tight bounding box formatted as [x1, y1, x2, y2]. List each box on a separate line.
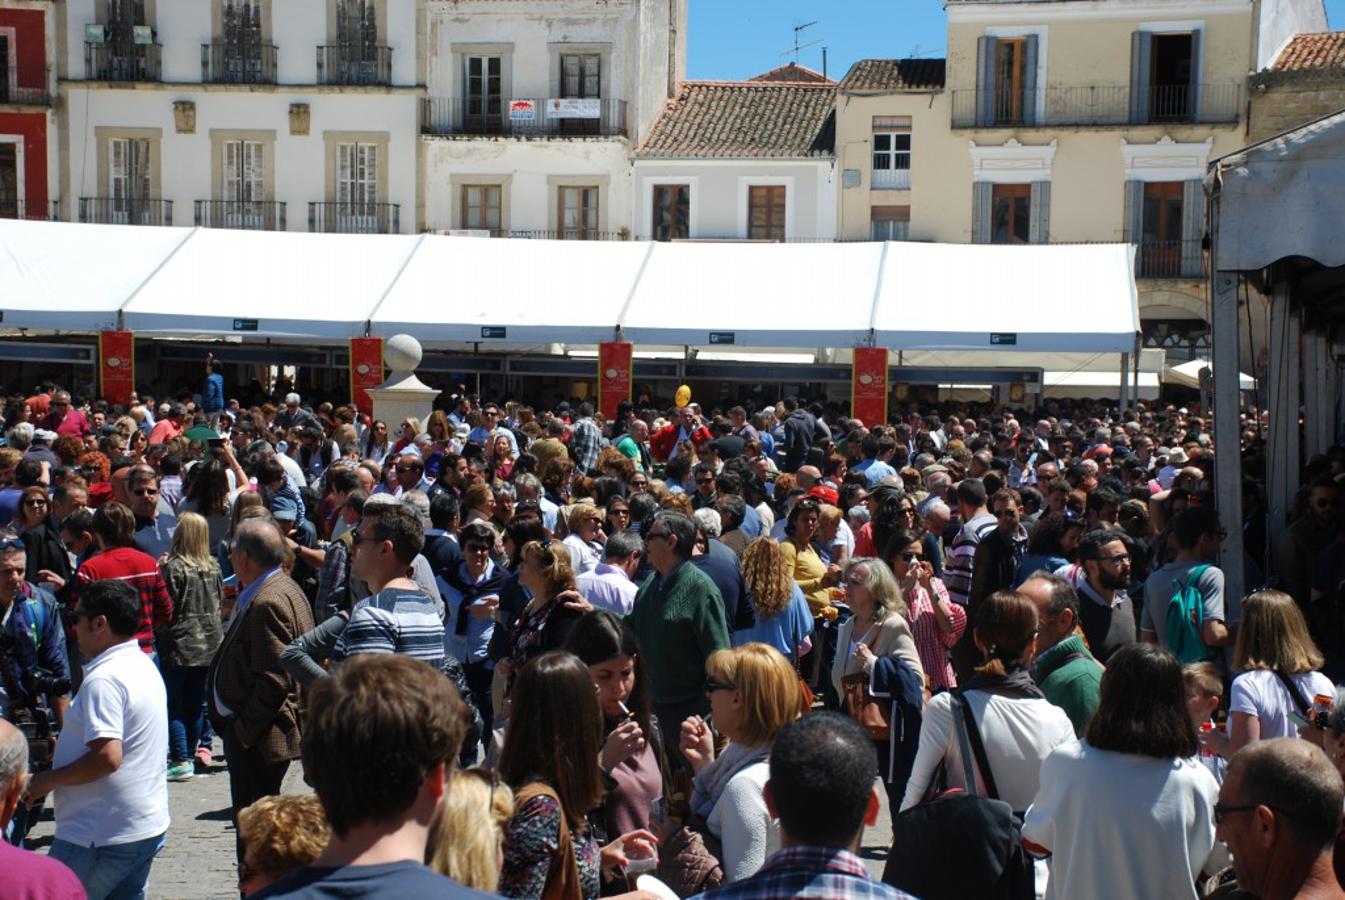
[839, 58, 947, 92]
[749, 63, 834, 84]
[638, 81, 837, 159]
[1271, 32, 1345, 72]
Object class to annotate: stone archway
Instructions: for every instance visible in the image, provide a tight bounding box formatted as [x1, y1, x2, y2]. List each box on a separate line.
[1138, 286, 1208, 322]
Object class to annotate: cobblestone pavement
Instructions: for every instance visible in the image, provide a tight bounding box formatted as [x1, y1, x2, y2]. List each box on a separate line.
[23, 744, 895, 897]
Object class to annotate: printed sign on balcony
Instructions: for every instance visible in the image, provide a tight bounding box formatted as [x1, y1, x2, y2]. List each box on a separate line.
[547, 98, 602, 119]
[509, 100, 537, 122]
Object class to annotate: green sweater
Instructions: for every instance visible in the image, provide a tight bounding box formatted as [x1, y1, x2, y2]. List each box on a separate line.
[627, 561, 730, 705]
[1034, 633, 1103, 737]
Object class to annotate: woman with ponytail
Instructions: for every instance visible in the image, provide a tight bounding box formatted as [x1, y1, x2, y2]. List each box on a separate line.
[899, 590, 1075, 814]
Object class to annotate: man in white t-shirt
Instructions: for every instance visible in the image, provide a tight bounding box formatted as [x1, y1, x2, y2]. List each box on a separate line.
[26, 579, 169, 897]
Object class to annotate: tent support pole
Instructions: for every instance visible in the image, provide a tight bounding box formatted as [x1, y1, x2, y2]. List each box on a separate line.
[1266, 282, 1299, 560]
[1118, 352, 1130, 411]
[1132, 332, 1142, 410]
[1211, 270, 1246, 606]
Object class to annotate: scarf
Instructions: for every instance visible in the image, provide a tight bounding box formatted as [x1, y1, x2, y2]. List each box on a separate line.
[690, 741, 771, 819]
[961, 667, 1045, 700]
[443, 562, 506, 636]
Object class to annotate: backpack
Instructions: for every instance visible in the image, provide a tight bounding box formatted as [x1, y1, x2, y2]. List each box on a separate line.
[1165, 564, 1214, 664]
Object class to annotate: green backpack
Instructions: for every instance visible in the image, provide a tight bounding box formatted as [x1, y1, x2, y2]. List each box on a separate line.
[1165, 564, 1214, 664]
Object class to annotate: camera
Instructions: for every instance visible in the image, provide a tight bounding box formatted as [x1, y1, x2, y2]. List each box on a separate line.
[25, 666, 70, 698]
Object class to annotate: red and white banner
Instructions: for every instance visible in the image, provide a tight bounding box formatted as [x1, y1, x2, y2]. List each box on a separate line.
[349, 337, 384, 416]
[598, 341, 633, 421]
[852, 347, 889, 428]
[99, 331, 135, 406]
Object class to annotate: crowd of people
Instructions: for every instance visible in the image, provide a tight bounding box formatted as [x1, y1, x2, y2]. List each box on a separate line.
[0, 368, 1342, 899]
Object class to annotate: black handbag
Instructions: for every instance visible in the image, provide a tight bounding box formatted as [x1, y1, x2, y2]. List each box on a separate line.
[883, 693, 1036, 900]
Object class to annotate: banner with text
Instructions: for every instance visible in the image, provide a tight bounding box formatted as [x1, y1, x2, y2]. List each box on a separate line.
[99, 331, 135, 406]
[598, 341, 633, 421]
[548, 97, 602, 119]
[350, 337, 384, 416]
[852, 347, 889, 427]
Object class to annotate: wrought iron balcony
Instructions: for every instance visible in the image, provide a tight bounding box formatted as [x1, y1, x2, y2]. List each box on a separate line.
[195, 200, 286, 231]
[0, 65, 51, 105]
[509, 229, 628, 241]
[309, 201, 399, 234]
[85, 41, 162, 82]
[421, 97, 628, 137]
[1136, 239, 1204, 279]
[80, 197, 173, 226]
[316, 45, 391, 86]
[951, 82, 1241, 128]
[0, 198, 58, 221]
[202, 42, 278, 84]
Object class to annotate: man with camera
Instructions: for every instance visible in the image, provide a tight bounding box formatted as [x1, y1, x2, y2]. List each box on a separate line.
[0, 534, 70, 846]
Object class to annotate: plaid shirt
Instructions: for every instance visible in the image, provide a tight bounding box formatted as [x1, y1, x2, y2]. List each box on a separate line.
[72, 546, 173, 654]
[570, 416, 603, 473]
[905, 576, 965, 691]
[692, 846, 916, 900]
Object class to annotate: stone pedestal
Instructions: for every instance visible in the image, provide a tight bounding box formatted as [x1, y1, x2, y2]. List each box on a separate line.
[365, 334, 440, 431]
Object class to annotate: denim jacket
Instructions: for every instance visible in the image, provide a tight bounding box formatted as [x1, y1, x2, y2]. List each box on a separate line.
[0, 583, 69, 714]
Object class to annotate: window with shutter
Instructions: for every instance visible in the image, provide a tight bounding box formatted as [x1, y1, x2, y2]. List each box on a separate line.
[109, 137, 150, 223]
[336, 141, 379, 230]
[651, 185, 690, 241]
[993, 39, 1026, 126]
[990, 183, 1031, 245]
[748, 186, 786, 241]
[1139, 181, 1183, 277]
[560, 54, 601, 134]
[872, 117, 912, 190]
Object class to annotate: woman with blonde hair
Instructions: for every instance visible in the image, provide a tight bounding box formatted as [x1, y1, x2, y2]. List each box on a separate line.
[391, 416, 421, 456]
[160, 511, 225, 781]
[680, 643, 802, 882]
[1206, 589, 1333, 757]
[427, 768, 515, 893]
[562, 501, 604, 576]
[733, 537, 813, 659]
[502, 540, 585, 689]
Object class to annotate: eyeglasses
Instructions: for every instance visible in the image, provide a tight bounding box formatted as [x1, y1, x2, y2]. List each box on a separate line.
[996, 508, 1019, 519]
[610, 508, 630, 517]
[1213, 802, 1276, 826]
[22, 498, 48, 507]
[1097, 553, 1130, 564]
[350, 531, 378, 546]
[696, 477, 715, 485]
[133, 487, 159, 497]
[705, 678, 735, 694]
[395, 465, 421, 473]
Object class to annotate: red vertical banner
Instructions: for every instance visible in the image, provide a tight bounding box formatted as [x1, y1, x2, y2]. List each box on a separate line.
[852, 347, 889, 427]
[598, 341, 633, 421]
[349, 337, 384, 416]
[99, 331, 135, 406]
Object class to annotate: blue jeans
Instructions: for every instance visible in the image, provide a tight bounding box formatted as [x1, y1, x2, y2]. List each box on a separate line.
[162, 665, 209, 763]
[50, 832, 166, 900]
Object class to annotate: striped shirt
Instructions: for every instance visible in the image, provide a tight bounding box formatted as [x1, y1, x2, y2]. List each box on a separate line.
[942, 513, 998, 607]
[332, 587, 445, 672]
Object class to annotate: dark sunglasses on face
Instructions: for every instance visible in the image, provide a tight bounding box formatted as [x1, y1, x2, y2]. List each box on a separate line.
[705, 678, 735, 694]
[900, 551, 923, 562]
[133, 487, 158, 497]
[464, 543, 491, 553]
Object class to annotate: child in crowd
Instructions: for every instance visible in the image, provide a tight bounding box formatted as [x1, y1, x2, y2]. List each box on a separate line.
[1184, 661, 1227, 784]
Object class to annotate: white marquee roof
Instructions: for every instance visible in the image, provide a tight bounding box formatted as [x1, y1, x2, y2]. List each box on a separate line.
[0, 221, 1140, 353]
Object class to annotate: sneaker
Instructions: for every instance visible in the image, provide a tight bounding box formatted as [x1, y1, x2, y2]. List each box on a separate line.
[195, 746, 213, 767]
[167, 761, 195, 782]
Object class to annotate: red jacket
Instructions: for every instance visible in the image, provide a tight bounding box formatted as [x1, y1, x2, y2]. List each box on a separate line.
[650, 423, 713, 462]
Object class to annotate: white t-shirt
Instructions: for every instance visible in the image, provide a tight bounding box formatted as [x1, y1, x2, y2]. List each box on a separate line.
[1024, 740, 1218, 900]
[53, 639, 170, 846]
[1228, 668, 1335, 740]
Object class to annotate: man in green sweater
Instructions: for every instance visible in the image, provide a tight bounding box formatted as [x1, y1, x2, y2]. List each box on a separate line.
[1020, 571, 1103, 737]
[627, 510, 730, 767]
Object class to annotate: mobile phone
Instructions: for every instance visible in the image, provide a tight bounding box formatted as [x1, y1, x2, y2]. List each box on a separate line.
[1288, 710, 1312, 729]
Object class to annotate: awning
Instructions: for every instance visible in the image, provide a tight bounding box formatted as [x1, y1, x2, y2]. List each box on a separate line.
[872, 242, 1140, 353]
[1164, 357, 1254, 391]
[121, 229, 422, 338]
[0, 219, 195, 331]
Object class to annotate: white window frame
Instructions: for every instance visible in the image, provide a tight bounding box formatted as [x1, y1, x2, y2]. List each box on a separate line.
[222, 139, 265, 227]
[108, 136, 152, 223]
[872, 131, 912, 191]
[0, 134, 24, 211]
[336, 141, 379, 230]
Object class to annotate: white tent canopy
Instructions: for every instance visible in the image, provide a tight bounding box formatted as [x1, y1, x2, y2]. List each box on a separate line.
[0, 221, 1139, 353]
[873, 243, 1140, 352]
[1164, 357, 1254, 391]
[0, 219, 194, 331]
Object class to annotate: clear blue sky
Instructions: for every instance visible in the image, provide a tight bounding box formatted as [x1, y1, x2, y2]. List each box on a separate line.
[688, 0, 1345, 81]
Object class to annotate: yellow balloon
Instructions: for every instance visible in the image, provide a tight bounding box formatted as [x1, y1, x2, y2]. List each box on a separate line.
[674, 385, 692, 408]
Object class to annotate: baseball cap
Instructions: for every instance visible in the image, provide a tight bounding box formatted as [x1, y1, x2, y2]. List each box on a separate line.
[806, 485, 839, 506]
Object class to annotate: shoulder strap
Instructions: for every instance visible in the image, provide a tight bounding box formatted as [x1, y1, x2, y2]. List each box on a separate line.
[1273, 670, 1313, 717]
[955, 692, 1001, 801]
[1184, 563, 1213, 589]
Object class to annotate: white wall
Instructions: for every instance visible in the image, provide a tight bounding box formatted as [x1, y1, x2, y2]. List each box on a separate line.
[63, 0, 419, 85]
[423, 139, 631, 233]
[63, 87, 420, 231]
[632, 160, 838, 241]
[1254, 0, 1328, 70]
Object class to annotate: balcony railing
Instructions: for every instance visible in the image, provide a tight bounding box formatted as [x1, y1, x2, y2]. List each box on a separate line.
[309, 202, 399, 234]
[421, 97, 629, 138]
[85, 41, 162, 82]
[871, 168, 911, 190]
[316, 45, 391, 86]
[202, 42, 278, 84]
[195, 200, 286, 231]
[0, 198, 58, 221]
[510, 230, 628, 241]
[1136, 239, 1204, 279]
[951, 82, 1241, 128]
[80, 197, 173, 226]
[0, 65, 52, 105]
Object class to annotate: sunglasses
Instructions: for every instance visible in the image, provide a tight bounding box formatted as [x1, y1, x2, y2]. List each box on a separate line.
[464, 543, 491, 553]
[705, 678, 735, 694]
[22, 498, 48, 507]
[899, 551, 923, 562]
[133, 487, 159, 497]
